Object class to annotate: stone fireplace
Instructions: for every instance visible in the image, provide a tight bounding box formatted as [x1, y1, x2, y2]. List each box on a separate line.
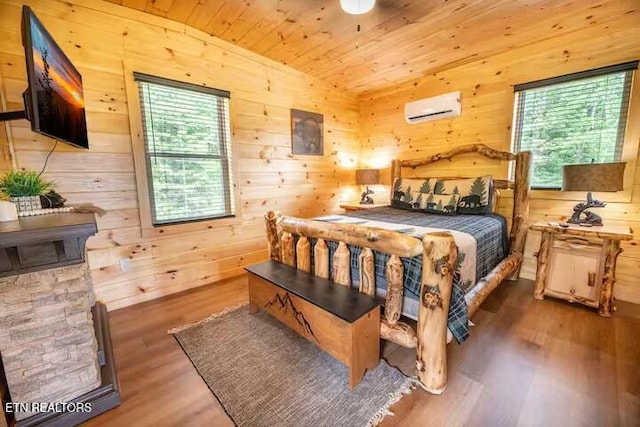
[0, 213, 120, 426]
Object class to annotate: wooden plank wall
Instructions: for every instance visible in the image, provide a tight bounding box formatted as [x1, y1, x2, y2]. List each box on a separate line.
[0, 82, 12, 174]
[359, 9, 640, 303]
[0, 123, 10, 175]
[0, 0, 360, 310]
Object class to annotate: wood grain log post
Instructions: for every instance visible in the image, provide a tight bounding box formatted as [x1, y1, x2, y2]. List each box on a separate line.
[333, 241, 351, 287]
[416, 232, 457, 394]
[533, 231, 551, 299]
[599, 240, 623, 317]
[390, 159, 401, 200]
[400, 144, 515, 168]
[508, 151, 532, 279]
[380, 319, 417, 348]
[358, 247, 375, 296]
[265, 211, 282, 262]
[296, 236, 311, 273]
[465, 252, 522, 318]
[314, 239, 329, 279]
[385, 254, 404, 325]
[492, 189, 501, 214]
[279, 217, 423, 259]
[280, 232, 295, 267]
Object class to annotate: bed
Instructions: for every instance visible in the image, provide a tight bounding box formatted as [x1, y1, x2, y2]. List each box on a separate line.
[312, 208, 509, 344]
[263, 144, 531, 394]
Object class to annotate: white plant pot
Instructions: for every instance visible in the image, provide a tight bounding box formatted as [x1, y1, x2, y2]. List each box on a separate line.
[0, 201, 18, 222]
[10, 196, 42, 212]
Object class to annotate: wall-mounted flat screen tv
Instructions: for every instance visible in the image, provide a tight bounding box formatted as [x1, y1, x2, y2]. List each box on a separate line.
[21, 6, 89, 149]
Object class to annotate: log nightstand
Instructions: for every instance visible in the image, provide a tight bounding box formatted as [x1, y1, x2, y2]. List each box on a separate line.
[339, 202, 387, 213]
[530, 222, 633, 316]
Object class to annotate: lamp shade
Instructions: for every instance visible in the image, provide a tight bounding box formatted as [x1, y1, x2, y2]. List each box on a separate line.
[340, 0, 376, 15]
[355, 169, 380, 185]
[562, 162, 626, 192]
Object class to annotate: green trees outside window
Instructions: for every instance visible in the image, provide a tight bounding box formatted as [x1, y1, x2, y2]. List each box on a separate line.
[136, 76, 233, 225]
[513, 69, 633, 189]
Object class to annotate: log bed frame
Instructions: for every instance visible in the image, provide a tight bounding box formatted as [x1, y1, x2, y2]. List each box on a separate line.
[264, 144, 532, 394]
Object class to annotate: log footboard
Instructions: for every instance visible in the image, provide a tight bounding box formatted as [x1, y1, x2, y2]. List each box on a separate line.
[380, 320, 416, 348]
[264, 211, 464, 394]
[465, 252, 523, 317]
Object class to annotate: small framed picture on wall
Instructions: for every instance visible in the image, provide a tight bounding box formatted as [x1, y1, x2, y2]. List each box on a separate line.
[291, 109, 323, 156]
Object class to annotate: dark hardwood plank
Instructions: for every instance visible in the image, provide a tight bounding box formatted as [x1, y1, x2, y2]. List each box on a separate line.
[82, 276, 247, 427]
[81, 276, 640, 426]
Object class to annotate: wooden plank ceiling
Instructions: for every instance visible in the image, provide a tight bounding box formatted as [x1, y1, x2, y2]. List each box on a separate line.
[104, 0, 627, 94]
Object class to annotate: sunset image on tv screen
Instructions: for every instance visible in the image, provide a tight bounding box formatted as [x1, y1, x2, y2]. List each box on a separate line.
[29, 12, 88, 148]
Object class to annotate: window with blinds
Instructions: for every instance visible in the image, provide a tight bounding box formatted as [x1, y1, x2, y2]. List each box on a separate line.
[134, 73, 234, 225]
[512, 61, 637, 189]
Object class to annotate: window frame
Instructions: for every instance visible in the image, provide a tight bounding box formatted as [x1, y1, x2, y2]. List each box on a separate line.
[124, 64, 241, 238]
[509, 63, 640, 204]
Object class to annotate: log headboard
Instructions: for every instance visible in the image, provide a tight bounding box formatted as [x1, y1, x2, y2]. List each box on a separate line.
[390, 143, 532, 261]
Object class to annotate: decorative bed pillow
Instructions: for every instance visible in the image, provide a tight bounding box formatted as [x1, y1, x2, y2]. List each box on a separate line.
[410, 192, 460, 215]
[391, 178, 437, 210]
[434, 176, 493, 214]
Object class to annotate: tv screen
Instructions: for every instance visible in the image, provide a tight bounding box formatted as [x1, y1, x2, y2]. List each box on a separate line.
[21, 6, 89, 149]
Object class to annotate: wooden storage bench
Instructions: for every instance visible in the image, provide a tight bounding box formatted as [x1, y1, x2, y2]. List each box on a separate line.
[246, 260, 381, 389]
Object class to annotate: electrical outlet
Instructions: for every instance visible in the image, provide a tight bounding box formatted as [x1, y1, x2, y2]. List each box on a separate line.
[119, 258, 131, 272]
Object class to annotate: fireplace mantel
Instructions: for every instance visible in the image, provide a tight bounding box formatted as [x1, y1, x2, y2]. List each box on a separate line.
[0, 213, 97, 278]
[0, 212, 120, 427]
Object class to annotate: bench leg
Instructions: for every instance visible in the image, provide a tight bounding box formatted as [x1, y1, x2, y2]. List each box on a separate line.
[348, 308, 381, 389]
[248, 278, 260, 314]
[349, 368, 364, 390]
[249, 299, 260, 314]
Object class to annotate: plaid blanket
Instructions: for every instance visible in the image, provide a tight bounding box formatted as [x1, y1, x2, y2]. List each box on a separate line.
[316, 207, 508, 343]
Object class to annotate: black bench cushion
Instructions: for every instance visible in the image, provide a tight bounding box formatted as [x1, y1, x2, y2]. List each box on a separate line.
[245, 261, 381, 324]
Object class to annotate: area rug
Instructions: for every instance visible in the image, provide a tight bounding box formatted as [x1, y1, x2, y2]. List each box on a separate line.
[170, 304, 415, 427]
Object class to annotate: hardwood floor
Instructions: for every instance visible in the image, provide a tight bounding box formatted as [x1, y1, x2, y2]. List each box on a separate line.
[83, 275, 640, 427]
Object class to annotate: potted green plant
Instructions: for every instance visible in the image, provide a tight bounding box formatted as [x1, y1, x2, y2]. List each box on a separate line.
[0, 170, 53, 212]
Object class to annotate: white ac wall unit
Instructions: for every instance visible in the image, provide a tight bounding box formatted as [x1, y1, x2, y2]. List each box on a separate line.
[404, 91, 461, 124]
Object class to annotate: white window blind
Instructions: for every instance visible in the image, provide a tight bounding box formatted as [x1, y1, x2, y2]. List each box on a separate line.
[134, 73, 234, 225]
[512, 61, 637, 189]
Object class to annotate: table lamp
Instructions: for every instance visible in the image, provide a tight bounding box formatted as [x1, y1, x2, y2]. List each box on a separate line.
[562, 162, 625, 226]
[355, 169, 380, 204]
